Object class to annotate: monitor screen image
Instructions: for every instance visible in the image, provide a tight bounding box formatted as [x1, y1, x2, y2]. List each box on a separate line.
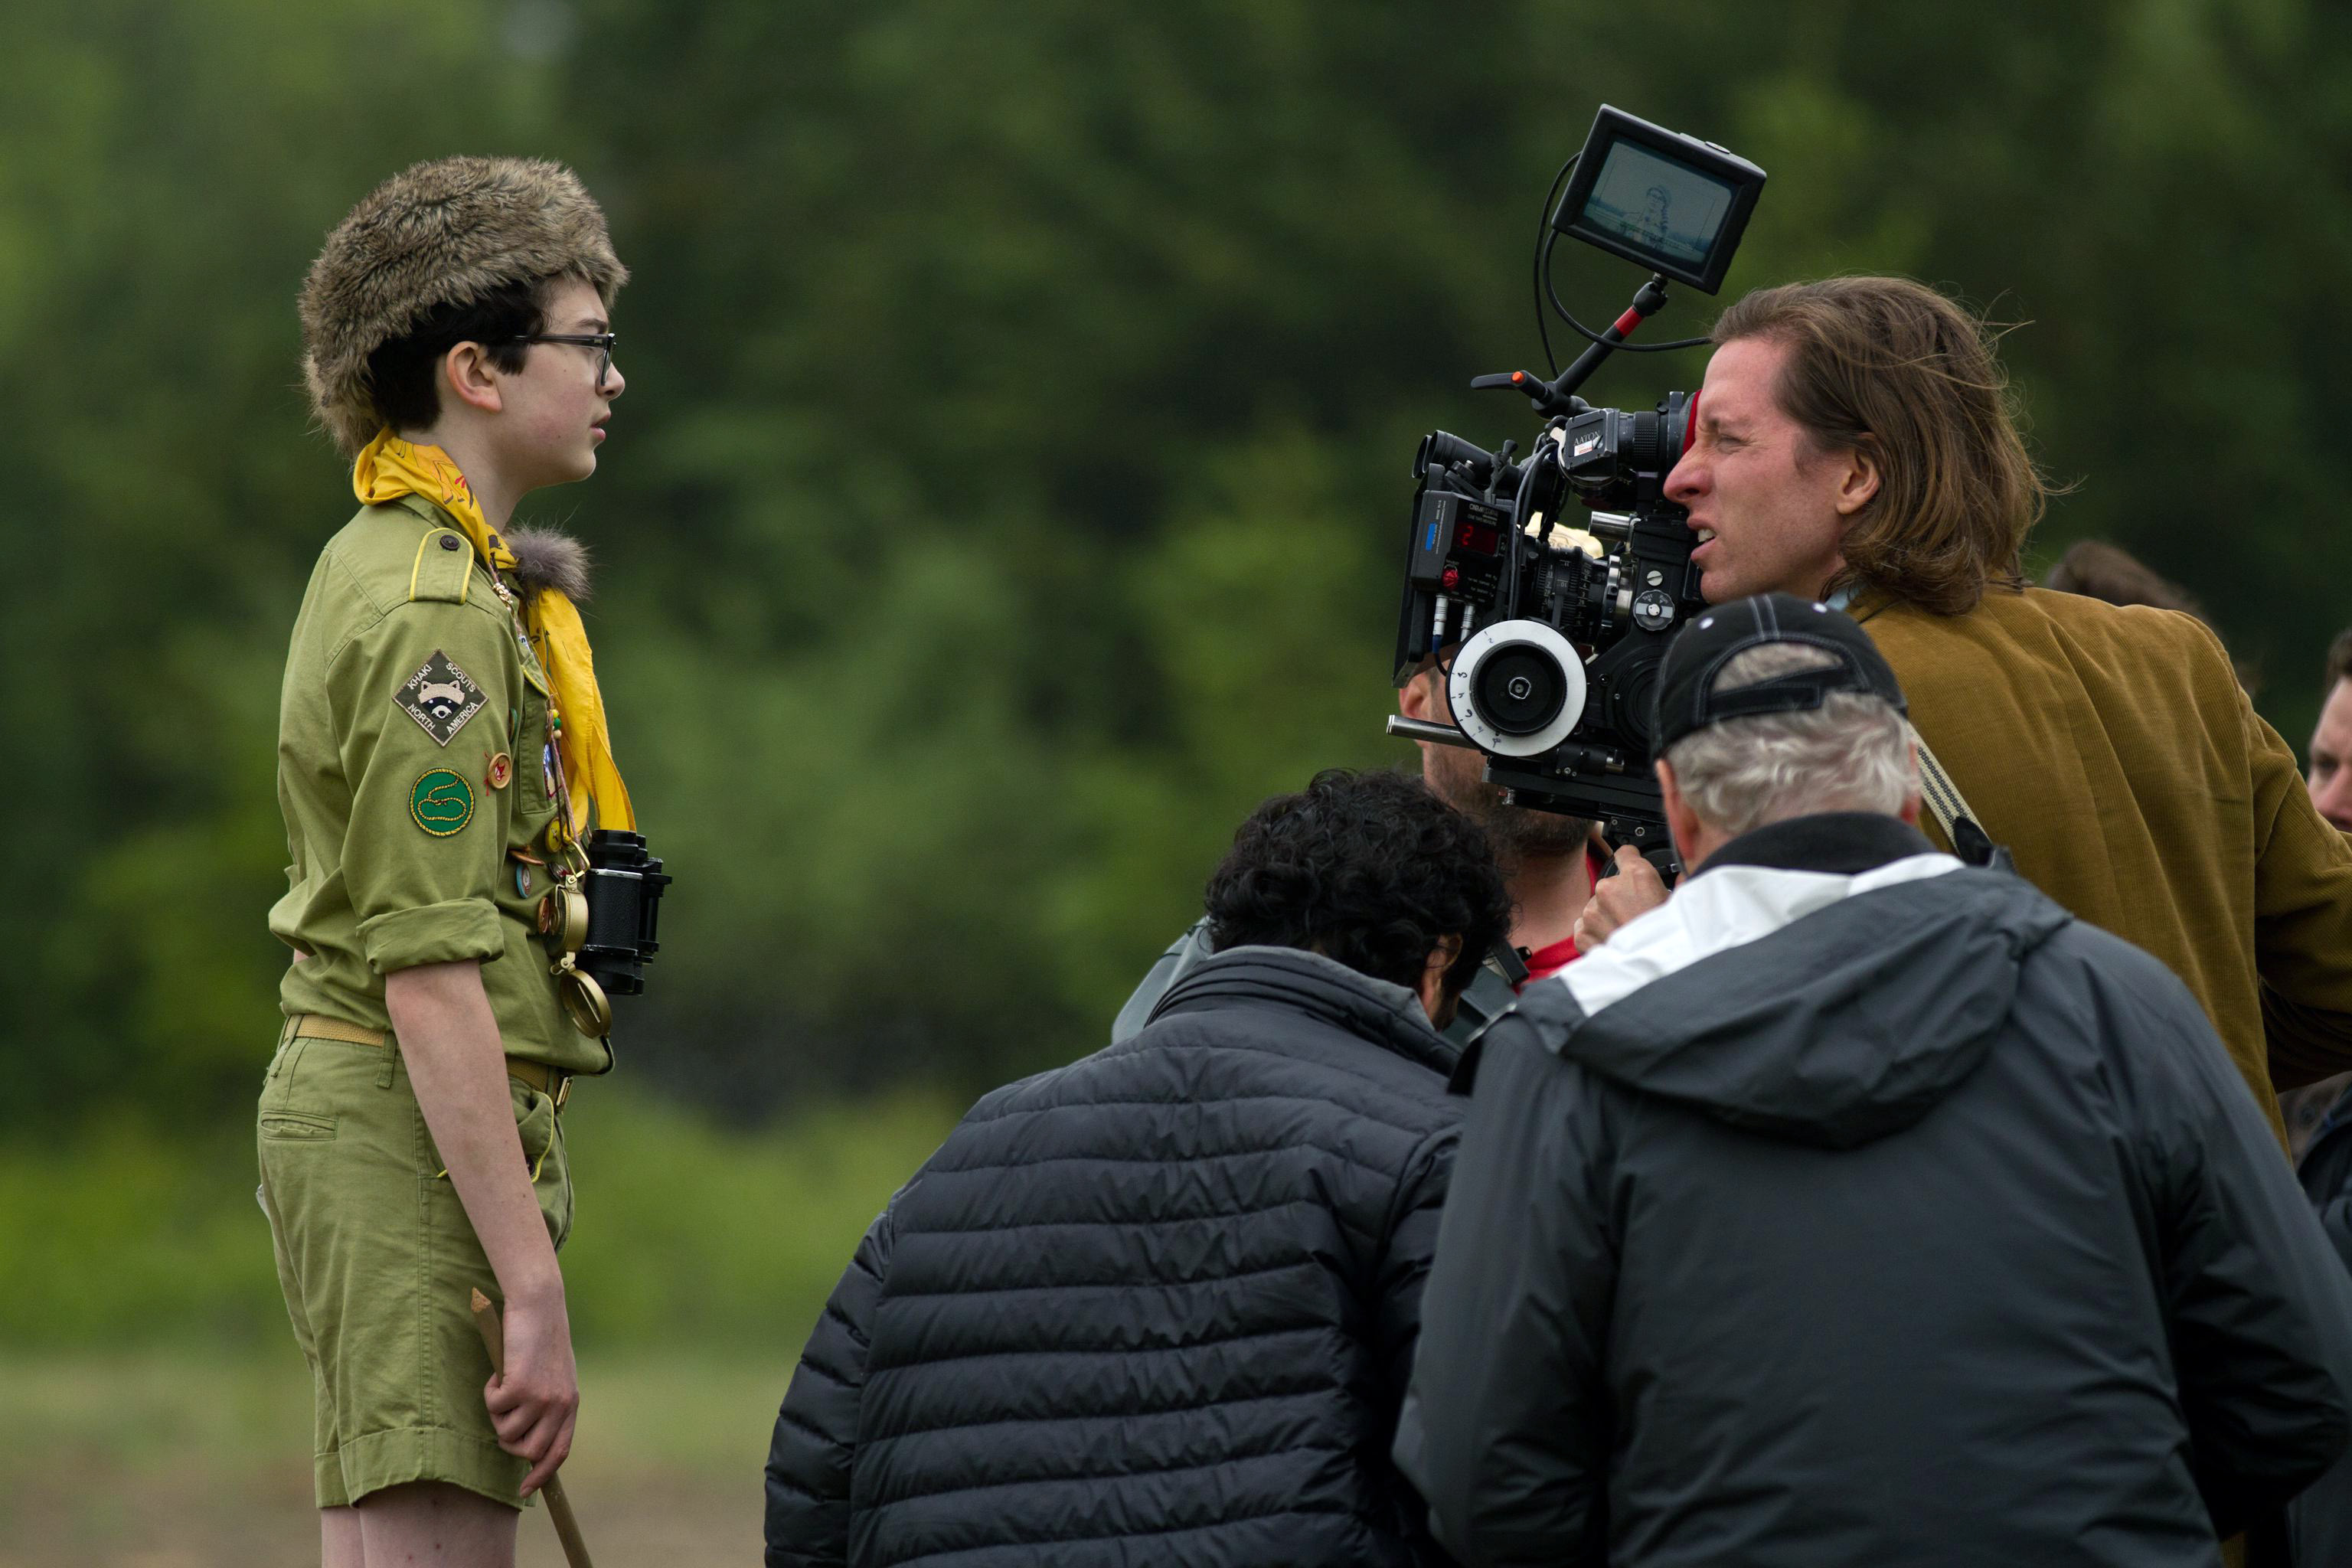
[1578, 139, 1736, 270]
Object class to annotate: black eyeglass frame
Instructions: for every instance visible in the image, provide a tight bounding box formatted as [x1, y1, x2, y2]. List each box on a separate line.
[506, 332, 618, 390]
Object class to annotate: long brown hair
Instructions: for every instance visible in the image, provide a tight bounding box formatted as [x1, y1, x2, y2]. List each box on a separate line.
[1712, 277, 2047, 616]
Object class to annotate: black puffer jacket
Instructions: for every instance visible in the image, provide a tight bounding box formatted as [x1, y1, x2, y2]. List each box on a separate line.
[1398, 814, 2352, 1568]
[766, 946, 1464, 1568]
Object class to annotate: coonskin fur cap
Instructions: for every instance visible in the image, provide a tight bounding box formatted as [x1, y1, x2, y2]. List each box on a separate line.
[299, 155, 628, 456]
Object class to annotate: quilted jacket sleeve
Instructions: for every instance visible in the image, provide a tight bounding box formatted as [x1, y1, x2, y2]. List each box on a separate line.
[1373, 1125, 1461, 1401]
[766, 1206, 895, 1568]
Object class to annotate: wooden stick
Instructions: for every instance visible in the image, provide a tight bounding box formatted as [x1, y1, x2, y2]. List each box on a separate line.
[471, 1287, 596, 1568]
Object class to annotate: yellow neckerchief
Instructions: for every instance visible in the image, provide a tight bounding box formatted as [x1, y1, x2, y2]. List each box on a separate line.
[353, 429, 634, 840]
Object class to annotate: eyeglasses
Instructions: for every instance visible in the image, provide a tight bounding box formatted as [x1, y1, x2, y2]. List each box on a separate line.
[507, 332, 618, 391]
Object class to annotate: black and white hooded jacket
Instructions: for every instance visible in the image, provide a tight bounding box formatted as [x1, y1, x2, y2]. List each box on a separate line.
[1396, 812, 2352, 1568]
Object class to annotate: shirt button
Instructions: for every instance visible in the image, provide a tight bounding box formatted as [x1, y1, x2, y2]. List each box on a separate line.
[440, 535, 461, 550]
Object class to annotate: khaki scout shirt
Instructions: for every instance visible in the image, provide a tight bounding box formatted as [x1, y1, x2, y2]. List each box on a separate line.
[1857, 584, 2352, 1146]
[271, 497, 609, 1075]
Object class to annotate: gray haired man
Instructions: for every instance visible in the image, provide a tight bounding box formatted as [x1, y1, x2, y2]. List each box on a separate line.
[1396, 593, 2352, 1568]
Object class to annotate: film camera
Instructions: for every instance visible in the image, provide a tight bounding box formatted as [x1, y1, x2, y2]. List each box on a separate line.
[1390, 106, 1766, 880]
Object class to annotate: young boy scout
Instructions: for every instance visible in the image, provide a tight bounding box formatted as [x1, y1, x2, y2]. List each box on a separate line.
[262, 155, 635, 1566]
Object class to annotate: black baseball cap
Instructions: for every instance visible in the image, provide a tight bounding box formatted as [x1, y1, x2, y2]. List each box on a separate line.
[1651, 593, 1907, 760]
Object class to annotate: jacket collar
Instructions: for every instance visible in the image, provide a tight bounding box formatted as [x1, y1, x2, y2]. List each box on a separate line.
[1843, 584, 1894, 626]
[1693, 812, 1941, 878]
[1151, 945, 1457, 1077]
[1562, 819, 1963, 1023]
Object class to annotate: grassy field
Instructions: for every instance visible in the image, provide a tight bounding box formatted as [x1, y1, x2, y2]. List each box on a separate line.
[0, 1086, 967, 1564]
[0, 1086, 962, 1347]
[0, 1352, 792, 1565]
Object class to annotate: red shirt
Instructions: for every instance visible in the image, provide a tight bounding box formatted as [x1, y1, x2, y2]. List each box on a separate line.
[1521, 932, 1582, 985]
[1518, 844, 1612, 985]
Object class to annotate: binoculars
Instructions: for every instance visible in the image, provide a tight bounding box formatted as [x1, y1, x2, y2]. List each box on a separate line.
[537, 829, 671, 1037]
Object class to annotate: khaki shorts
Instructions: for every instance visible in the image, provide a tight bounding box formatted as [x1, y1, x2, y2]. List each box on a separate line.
[256, 1027, 573, 1510]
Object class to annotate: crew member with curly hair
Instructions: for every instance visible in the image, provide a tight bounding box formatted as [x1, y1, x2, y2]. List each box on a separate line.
[1113, 668, 1607, 1048]
[765, 769, 1512, 1567]
[260, 156, 635, 1566]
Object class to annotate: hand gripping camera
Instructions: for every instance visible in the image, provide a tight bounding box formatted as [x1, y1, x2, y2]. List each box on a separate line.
[1390, 106, 1766, 880]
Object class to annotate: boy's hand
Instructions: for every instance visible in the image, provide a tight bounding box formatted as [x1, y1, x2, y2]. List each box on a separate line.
[485, 1289, 579, 1497]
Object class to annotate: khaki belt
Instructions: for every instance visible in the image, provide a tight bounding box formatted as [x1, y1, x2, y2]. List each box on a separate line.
[282, 1014, 572, 1108]
[281, 1012, 387, 1048]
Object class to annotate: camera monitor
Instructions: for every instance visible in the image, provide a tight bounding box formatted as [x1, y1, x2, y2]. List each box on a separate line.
[1552, 106, 1766, 294]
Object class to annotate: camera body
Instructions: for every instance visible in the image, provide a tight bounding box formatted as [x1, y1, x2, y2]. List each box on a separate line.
[1394, 394, 1705, 864]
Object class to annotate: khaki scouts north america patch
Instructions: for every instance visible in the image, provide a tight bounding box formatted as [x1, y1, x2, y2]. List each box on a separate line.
[410, 769, 476, 835]
[395, 652, 485, 746]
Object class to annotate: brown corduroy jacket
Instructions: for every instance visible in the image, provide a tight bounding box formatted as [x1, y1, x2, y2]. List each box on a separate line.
[1856, 584, 2352, 1147]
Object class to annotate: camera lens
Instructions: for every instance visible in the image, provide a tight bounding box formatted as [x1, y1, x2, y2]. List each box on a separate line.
[1623, 410, 1665, 471]
[1472, 642, 1570, 736]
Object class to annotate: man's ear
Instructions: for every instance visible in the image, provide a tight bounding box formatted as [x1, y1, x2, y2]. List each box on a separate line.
[1416, 934, 1463, 1026]
[1657, 757, 1703, 864]
[1398, 668, 1440, 722]
[441, 341, 505, 416]
[1832, 443, 1881, 518]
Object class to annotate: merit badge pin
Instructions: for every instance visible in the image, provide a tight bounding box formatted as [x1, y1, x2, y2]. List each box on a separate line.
[395, 652, 486, 747]
[487, 752, 514, 790]
[410, 769, 476, 836]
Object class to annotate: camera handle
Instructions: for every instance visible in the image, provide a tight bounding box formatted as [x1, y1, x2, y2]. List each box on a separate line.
[1469, 273, 1673, 416]
[1595, 828, 1683, 890]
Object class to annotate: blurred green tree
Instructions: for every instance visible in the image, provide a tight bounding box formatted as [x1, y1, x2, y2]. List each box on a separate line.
[7, 0, 2348, 1129]
[0, 0, 595, 1124]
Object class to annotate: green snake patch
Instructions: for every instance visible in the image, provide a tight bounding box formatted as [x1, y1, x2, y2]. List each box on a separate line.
[410, 769, 476, 836]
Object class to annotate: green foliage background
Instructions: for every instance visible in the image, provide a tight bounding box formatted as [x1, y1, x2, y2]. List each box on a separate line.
[3, 0, 2349, 1341]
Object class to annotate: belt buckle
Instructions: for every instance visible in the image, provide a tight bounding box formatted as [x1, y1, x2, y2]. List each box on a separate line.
[553, 1074, 571, 1112]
